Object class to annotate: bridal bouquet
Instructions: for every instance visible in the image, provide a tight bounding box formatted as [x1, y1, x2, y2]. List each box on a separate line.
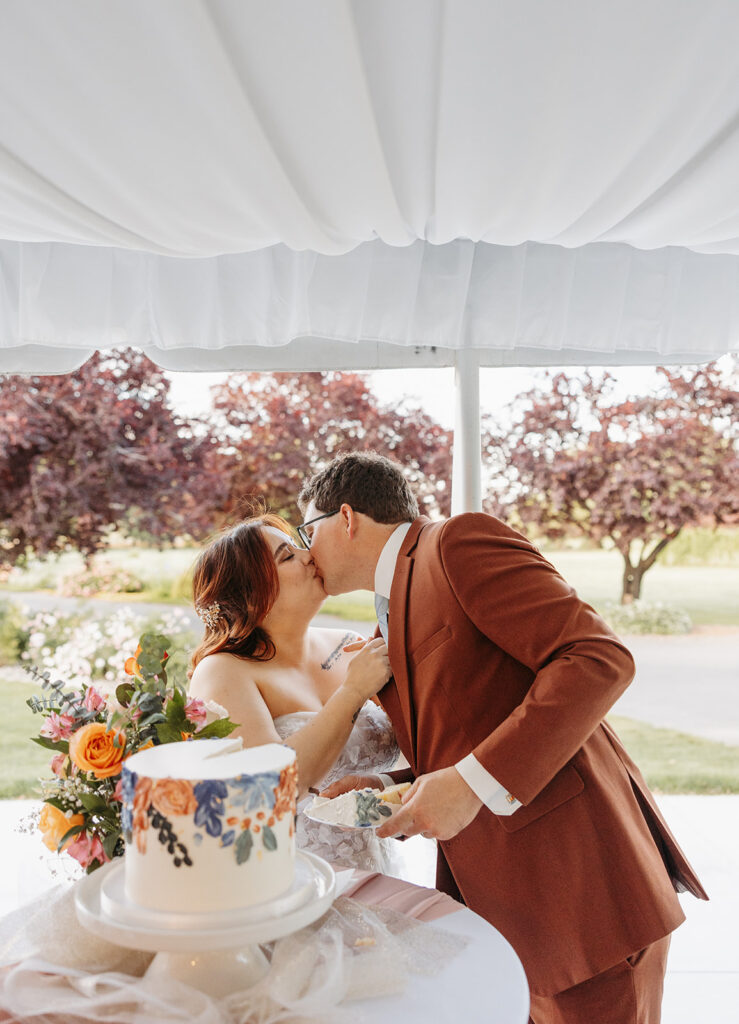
[26, 631, 237, 873]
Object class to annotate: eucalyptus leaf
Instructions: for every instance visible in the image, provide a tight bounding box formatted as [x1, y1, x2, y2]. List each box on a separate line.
[115, 683, 135, 707]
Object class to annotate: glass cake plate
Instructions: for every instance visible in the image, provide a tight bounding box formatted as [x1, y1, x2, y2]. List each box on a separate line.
[74, 850, 336, 997]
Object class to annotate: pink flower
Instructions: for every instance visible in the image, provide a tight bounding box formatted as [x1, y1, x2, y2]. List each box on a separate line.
[185, 696, 229, 733]
[184, 697, 207, 726]
[50, 753, 68, 777]
[83, 686, 106, 713]
[66, 831, 108, 869]
[113, 777, 124, 801]
[40, 712, 76, 742]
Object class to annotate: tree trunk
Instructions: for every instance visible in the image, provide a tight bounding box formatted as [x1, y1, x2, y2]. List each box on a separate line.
[621, 563, 645, 603]
[619, 530, 681, 604]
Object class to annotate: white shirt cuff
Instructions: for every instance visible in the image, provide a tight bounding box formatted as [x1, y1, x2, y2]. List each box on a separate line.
[377, 774, 395, 789]
[455, 753, 522, 816]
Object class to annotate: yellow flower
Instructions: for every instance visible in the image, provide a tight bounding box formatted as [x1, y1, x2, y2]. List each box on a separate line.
[39, 803, 84, 852]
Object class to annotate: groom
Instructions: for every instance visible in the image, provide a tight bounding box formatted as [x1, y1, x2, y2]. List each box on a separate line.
[297, 452, 707, 1024]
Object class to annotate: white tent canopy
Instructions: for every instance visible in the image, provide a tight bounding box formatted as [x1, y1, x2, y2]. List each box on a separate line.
[1, 1, 738, 508]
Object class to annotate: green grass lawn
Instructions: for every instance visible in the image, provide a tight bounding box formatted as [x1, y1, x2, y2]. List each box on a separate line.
[1, 672, 54, 799]
[2, 669, 737, 800]
[323, 551, 739, 626]
[546, 551, 739, 627]
[606, 715, 739, 795]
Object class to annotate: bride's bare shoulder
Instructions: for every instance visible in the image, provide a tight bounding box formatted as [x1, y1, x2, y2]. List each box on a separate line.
[189, 652, 255, 695]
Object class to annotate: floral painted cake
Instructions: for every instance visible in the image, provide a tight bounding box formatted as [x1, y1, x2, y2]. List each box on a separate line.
[121, 738, 297, 913]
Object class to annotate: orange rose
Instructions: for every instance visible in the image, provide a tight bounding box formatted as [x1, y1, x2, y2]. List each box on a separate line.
[124, 644, 143, 676]
[69, 722, 127, 779]
[39, 803, 85, 852]
[150, 778, 197, 817]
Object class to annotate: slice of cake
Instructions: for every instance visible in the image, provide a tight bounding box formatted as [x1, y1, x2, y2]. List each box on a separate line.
[307, 787, 394, 828]
[121, 738, 297, 913]
[379, 781, 412, 805]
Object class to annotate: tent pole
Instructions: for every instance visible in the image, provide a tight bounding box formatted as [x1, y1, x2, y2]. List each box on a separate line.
[451, 349, 482, 515]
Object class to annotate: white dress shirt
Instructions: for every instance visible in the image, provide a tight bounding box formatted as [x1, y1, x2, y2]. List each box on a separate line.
[374, 524, 521, 816]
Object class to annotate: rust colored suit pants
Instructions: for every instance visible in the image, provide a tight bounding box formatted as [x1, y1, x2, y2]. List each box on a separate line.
[529, 935, 671, 1024]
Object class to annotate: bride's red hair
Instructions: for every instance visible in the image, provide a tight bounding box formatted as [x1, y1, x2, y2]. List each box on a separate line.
[189, 513, 294, 675]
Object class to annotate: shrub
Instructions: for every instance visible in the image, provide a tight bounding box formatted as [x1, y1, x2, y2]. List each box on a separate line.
[58, 561, 144, 597]
[18, 607, 198, 687]
[0, 600, 26, 665]
[600, 601, 692, 636]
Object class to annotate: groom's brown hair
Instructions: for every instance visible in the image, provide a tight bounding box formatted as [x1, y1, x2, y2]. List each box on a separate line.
[299, 452, 418, 524]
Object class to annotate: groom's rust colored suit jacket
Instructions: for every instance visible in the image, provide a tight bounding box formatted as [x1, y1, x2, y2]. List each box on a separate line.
[378, 514, 707, 998]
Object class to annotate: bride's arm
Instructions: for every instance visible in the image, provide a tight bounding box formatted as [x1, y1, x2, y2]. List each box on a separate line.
[188, 639, 390, 800]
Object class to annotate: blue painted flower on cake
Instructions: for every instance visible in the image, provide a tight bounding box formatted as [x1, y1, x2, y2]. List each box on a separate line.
[120, 768, 137, 842]
[193, 779, 228, 837]
[229, 771, 280, 813]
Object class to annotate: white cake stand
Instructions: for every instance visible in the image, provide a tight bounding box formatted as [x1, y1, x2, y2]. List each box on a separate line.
[74, 851, 335, 998]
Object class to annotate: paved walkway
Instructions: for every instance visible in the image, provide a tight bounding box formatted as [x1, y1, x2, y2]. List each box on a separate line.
[1, 796, 736, 1022]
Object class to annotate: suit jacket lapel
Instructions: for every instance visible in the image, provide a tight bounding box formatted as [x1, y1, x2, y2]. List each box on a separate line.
[386, 518, 427, 770]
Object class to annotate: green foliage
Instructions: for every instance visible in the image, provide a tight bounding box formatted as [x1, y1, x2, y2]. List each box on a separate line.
[0, 349, 223, 571]
[601, 601, 692, 635]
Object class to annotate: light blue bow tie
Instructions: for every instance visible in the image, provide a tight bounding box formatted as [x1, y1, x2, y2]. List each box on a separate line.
[374, 593, 389, 643]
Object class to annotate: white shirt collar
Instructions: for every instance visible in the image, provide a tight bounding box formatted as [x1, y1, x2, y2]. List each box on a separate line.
[374, 522, 412, 599]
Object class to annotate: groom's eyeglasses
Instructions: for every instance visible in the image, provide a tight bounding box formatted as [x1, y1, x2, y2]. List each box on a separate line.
[297, 510, 339, 549]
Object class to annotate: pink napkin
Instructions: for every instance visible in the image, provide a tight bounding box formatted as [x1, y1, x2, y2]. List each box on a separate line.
[341, 870, 462, 922]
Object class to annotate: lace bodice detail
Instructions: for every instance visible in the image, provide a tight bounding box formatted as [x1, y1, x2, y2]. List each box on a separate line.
[274, 701, 401, 872]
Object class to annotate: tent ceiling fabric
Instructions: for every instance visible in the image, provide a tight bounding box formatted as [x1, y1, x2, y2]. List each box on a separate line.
[1, 0, 738, 372]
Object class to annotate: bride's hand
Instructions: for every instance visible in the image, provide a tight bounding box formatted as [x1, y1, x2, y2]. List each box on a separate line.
[319, 773, 385, 799]
[342, 637, 391, 703]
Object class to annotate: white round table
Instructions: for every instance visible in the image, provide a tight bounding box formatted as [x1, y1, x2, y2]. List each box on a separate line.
[351, 903, 529, 1023]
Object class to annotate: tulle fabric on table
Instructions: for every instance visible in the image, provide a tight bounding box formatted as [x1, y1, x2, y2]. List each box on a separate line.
[274, 702, 403, 873]
[0, 875, 467, 1024]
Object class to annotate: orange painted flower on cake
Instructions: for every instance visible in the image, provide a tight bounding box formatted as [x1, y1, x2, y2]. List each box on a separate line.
[273, 761, 298, 820]
[151, 778, 197, 817]
[39, 803, 84, 852]
[69, 722, 127, 779]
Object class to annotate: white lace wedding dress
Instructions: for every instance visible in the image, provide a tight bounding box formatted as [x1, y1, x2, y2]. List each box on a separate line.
[274, 701, 403, 873]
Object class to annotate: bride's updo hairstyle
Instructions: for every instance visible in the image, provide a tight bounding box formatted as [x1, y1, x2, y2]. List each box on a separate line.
[189, 513, 294, 674]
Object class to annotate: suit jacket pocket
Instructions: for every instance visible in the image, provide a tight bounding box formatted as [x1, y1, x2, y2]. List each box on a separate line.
[410, 624, 452, 666]
[497, 763, 584, 833]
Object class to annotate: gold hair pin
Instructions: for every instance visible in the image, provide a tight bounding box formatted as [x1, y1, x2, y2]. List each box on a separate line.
[196, 601, 222, 629]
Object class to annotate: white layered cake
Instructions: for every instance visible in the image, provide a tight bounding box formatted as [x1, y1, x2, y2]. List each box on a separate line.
[120, 738, 297, 913]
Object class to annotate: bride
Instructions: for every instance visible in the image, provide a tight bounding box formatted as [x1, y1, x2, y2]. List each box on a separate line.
[188, 512, 402, 872]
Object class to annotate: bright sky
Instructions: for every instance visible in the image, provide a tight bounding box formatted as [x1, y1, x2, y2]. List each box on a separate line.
[165, 364, 664, 427]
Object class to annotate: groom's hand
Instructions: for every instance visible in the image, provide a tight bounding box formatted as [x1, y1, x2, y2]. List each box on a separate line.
[376, 766, 482, 841]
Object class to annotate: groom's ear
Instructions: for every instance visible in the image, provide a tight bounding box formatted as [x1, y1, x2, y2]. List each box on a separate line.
[340, 503, 359, 539]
